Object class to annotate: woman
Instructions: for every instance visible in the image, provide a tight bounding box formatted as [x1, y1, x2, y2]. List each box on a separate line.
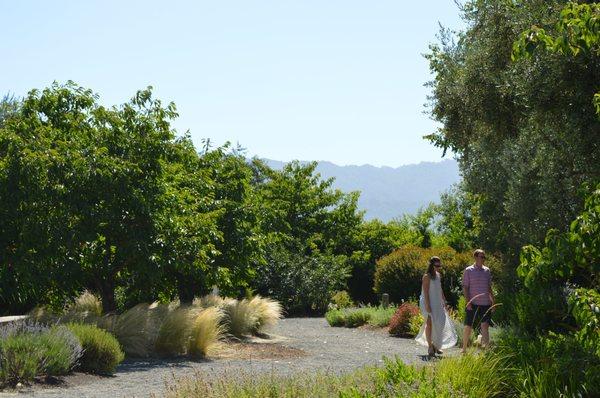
[415, 256, 457, 356]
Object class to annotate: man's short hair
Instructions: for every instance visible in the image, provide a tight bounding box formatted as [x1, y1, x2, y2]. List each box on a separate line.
[473, 249, 485, 258]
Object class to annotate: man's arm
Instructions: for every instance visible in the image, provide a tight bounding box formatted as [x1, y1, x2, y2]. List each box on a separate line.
[488, 273, 495, 308]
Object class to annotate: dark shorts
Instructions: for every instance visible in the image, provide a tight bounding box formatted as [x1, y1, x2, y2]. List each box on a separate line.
[464, 304, 492, 327]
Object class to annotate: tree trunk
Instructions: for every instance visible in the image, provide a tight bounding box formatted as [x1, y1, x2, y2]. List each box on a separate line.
[176, 273, 195, 304]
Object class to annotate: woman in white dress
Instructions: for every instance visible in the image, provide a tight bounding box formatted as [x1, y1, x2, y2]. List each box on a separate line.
[416, 256, 457, 356]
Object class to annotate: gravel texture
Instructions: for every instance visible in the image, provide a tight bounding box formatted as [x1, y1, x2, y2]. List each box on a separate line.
[6, 318, 458, 398]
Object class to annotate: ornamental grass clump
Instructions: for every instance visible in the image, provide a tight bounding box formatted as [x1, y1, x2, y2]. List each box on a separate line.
[155, 306, 203, 356]
[247, 295, 282, 334]
[188, 307, 225, 358]
[221, 298, 258, 337]
[66, 290, 103, 317]
[108, 303, 167, 357]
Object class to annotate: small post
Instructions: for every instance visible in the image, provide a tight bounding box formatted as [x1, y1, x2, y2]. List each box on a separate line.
[382, 293, 390, 309]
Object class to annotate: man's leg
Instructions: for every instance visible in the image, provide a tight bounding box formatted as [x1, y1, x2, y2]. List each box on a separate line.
[462, 325, 471, 353]
[480, 322, 489, 347]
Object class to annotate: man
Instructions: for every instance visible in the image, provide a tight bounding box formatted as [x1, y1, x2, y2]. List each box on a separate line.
[462, 249, 494, 353]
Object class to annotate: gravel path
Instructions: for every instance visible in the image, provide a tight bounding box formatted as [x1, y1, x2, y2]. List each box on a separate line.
[6, 318, 458, 398]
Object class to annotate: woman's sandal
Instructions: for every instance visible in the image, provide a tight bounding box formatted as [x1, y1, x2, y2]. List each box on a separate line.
[435, 348, 444, 355]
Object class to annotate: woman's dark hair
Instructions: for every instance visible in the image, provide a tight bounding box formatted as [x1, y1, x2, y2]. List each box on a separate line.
[427, 256, 441, 279]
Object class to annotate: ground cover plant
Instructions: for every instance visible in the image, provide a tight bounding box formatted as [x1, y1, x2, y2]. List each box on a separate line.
[325, 306, 395, 328]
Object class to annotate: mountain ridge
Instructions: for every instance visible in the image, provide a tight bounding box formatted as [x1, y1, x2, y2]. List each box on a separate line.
[261, 158, 461, 221]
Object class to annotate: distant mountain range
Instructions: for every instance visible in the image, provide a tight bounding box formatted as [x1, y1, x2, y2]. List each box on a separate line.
[262, 158, 461, 222]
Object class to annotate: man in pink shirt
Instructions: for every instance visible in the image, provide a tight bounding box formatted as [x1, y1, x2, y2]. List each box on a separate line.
[462, 249, 494, 353]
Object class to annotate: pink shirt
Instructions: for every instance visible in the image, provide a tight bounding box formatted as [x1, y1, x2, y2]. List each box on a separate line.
[462, 264, 492, 305]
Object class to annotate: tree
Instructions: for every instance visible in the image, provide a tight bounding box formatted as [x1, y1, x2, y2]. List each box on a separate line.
[425, 0, 600, 263]
[0, 82, 178, 313]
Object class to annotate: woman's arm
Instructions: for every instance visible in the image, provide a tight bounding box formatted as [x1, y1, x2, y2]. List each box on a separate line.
[422, 274, 431, 313]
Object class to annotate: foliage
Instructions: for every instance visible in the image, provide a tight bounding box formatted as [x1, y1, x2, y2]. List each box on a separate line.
[0, 323, 82, 386]
[569, 287, 600, 356]
[67, 323, 124, 374]
[425, 0, 600, 263]
[496, 331, 600, 397]
[408, 313, 424, 337]
[345, 219, 419, 304]
[253, 245, 350, 315]
[388, 303, 420, 337]
[164, 354, 511, 398]
[155, 306, 203, 356]
[330, 291, 354, 309]
[513, 2, 600, 116]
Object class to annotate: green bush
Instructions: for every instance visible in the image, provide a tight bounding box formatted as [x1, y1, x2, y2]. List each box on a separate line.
[374, 245, 501, 306]
[0, 323, 82, 386]
[253, 246, 350, 315]
[388, 303, 420, 337]
[67, 323, 124, 374]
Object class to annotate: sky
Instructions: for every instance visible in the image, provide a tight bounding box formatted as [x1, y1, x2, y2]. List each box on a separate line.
[1, 1, 464, 167]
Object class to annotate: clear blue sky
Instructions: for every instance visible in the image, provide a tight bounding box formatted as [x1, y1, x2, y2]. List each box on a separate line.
[1, 1, 463, 167]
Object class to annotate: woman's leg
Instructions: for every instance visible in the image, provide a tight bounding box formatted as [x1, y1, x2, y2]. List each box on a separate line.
[426, 315, 434, 354]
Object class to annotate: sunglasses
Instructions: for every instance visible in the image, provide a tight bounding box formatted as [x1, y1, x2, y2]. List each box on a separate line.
[477, 255, 486, 259]
[434, 263, 442, 268]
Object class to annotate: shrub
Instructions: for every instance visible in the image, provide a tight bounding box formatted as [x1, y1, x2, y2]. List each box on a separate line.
[374, 245, 501, 306]
[0, 323, 82, 386]
[331, 291, 353, 309]
[193, 294, 225, 308]
[388, 303, 420, 337]
[67, 323, 124, 374]
[496, 331, 600, 397]
[188, 307, 225, 358]
[40, 326, 83, 375]
[325, 306, 395, 328]
[325, 309, 346, 327]
[253, 246, 350, 315]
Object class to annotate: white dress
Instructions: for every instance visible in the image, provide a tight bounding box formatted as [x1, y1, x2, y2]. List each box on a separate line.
[415, 272, 457, 349]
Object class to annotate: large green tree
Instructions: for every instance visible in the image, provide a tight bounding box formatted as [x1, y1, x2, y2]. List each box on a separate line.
[426, 0, 600, 263]
[0, 83, 179, 312]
